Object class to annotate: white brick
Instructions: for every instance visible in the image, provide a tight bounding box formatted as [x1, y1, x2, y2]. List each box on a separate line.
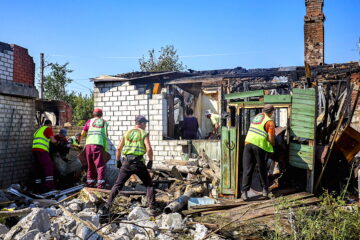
[103, 96, 109, 101]
[127, 95, 135, 101]
[130, 111, 139, 116]
[129, 100, 139, 106]
[121, 91, 130, 96]
[153, 104, 162, 110]
[118, 116, 127, 121]
[149, 110, 158, 115]
[135, 95, 146, 100]
[139, 100, 147, 105]
[105, 91, 113, 97]
[105, 101, 113, 106]
[121, 101, 129, 106]
[126, 85, 135, 91]
[113, 91, 121, 96]
[135, 105, 145, 110]
[119, 106, 127, 111]
[129, 90, 138, 95]
[109, 96, 117, 101]
[154, 115, 162, 120]
[114, 101, 122, 106]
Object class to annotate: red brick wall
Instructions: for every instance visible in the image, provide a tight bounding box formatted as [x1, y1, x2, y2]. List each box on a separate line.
[304, 0, 325, 66]
[11, 44, 35, 86]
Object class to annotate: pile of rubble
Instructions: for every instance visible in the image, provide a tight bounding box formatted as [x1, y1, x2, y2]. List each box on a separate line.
[0, 156, 226, 240]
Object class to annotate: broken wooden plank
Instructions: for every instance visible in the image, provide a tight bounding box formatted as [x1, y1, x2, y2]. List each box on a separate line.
[59, 204, 112, 240]
[0, 208, 31, 218]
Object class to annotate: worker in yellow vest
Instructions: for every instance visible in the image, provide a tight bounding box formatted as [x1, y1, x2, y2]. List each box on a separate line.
[32, 120, 57, 191]
[241, 104, 275, 200]
[80, 108, 109, 189]
[106, 115, 155, 215]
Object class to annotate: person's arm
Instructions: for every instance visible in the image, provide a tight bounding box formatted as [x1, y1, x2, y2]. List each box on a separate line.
[213, 123, 219, 134]
[144, 136, 153, 169]
[266, 121, 276, 146]
[116, 137, 125, 161]
[50, 136, 57, 144]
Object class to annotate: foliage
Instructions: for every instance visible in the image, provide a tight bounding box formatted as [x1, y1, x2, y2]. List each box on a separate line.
[139, 45, 186, 72]
[43, 61, 93, 126]
[268, 192, 360, 240]
[44, 62, 73, 101]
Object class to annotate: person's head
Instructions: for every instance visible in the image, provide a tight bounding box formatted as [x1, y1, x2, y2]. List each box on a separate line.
[135, 115, 149, 130]
[186, 108, 194, 116]
[93, 108, 103, 118]
[75, 132, 81, 141]
[205, 109, 212, 119]
[44, 120, 52, 126]
[263, 104, 275, 117]
[59, 128, 68, 137]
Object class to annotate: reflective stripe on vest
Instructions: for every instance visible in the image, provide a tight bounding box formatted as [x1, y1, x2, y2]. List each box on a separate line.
[245, 113, 274, 153]
[32, 126, 50, 152]
[122, 128, 148, 157]
[85, 118, 108, 151]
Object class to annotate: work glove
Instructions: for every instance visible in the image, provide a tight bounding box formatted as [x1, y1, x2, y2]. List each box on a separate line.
[116, 160, 122, 169]
[146, 161, 153, 170]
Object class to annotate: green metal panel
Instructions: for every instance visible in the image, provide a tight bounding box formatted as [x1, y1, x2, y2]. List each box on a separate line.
[292, 98, 316, 105]
[292, 88, 315, 95]
[264, 95, 292, 103]
[290, 126, 315, 139]
[291, 114, 315, 124]
[225, 90, 264, 100]
[220, 127, 237, 195]
[229, 101, 264, 106]
[290, 88, 316, 139]
[289, 143, 314, 170]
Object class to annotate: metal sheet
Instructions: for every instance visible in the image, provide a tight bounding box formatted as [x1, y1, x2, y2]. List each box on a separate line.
[289, 143, 314, 170]
[220, 127, 237, 195]
[224, 90, 264, 100]
[264, 95, 291, 103]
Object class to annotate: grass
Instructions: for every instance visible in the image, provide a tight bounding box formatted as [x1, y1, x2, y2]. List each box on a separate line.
[268, 191, 360, 240]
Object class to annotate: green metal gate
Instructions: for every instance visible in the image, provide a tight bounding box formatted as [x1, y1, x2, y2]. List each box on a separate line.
[289, 88, 316, 192]
[220, 127, 238, 195]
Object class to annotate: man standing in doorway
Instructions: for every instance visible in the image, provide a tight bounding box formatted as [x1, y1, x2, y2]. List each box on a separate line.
[241, 104, 275, 200]
[205, 109, 220, 139]
[32, 120, 57, 191]
[106, 115, 155, 214]
[80, 108, 109, 189]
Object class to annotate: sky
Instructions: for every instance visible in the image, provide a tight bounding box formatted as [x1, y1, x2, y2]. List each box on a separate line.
[1, 0, 359, 95]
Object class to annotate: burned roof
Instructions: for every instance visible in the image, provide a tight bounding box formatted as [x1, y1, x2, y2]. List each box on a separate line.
[91, 62, 360, 84]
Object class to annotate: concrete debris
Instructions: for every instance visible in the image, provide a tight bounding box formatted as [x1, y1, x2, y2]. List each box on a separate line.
[194, 223, 208, 240]
[0, 223, 9, 236]
[133, 233, 147, 240]
[127, 206, 151, 221]
[4, 208, 51, 240]
[161, 212, 184, 231]
[77, 211, 100, 227]
[76, 225, 101, 240]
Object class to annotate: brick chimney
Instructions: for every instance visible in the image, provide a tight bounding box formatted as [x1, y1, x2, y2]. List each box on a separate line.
[304, 0, 325, 66]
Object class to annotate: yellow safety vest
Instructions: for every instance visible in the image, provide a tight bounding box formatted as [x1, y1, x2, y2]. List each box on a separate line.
[245, 113, 274, 153]
[85, 118, 108, 151]
[32, 126, 50, 152]
[122, 128, 148, 160]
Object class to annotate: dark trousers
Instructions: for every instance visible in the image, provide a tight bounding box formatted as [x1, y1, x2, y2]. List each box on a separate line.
[241, 143, 269, 192]
[108, 161, 155, 206]
[33, 151, 55, 190]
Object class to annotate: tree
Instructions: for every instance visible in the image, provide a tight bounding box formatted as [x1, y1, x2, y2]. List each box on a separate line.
[68, 93, 94, 126]
[43, 61, 93, 126]
[139, 45, 186, 72]
[44, 62, 73, 101]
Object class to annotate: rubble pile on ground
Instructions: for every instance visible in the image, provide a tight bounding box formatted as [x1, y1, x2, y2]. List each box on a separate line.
[0, 156, 226, 240]
[0, 185, 227, 240]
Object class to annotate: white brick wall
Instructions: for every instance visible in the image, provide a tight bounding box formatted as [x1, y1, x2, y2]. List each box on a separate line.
[94, 81, 187, 166]
[0, 50, 14, 81]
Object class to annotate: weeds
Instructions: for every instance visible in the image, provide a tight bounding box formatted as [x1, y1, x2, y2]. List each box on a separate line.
[268, 192, 360, 240]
